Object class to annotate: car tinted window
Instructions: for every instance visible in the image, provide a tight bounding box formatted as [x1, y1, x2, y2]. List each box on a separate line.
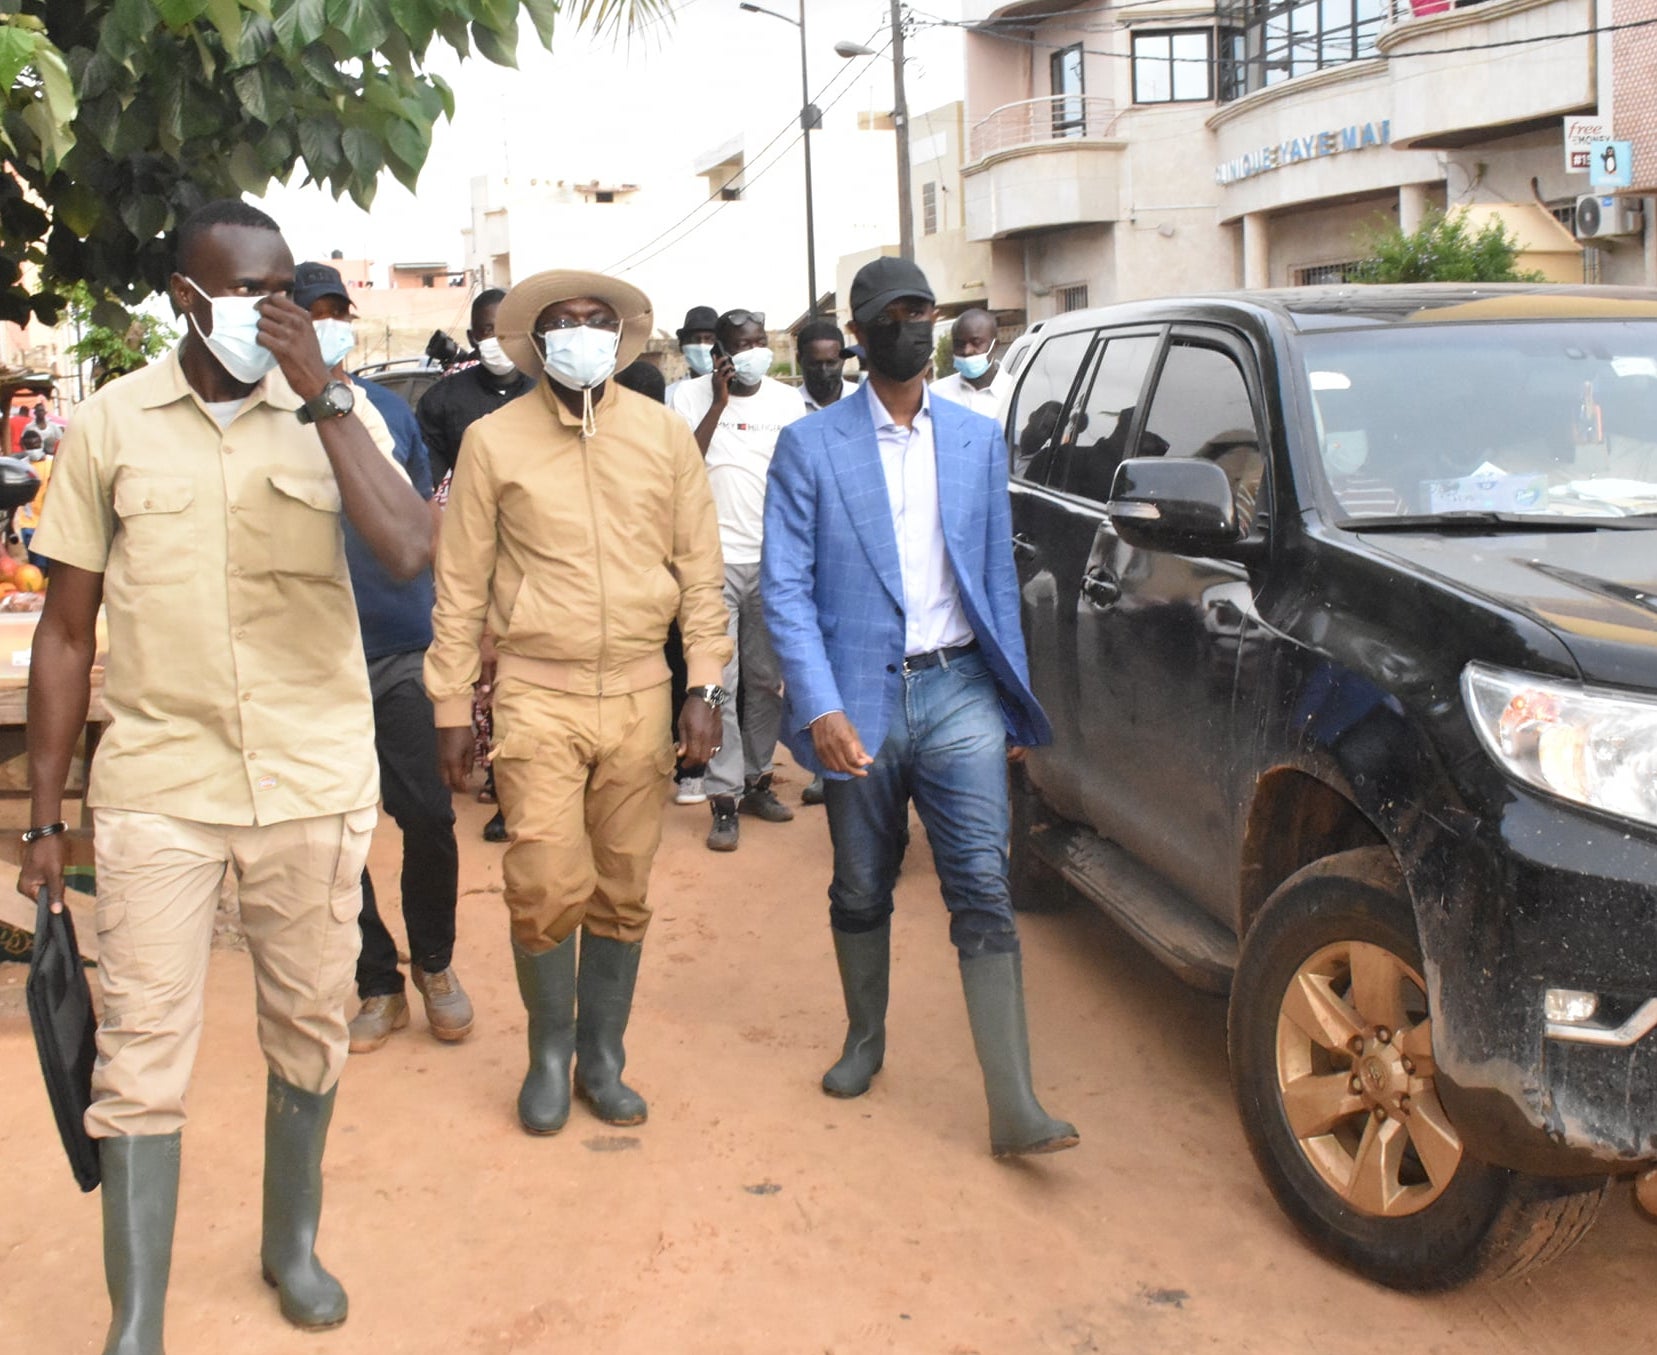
[1007, 330, 1094, 482]
[1050, 334, 1159, 503]
[1142, 341, 1266, 527]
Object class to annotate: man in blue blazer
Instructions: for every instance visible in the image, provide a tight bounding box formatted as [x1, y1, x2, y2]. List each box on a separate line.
[761, 258, 1077, 1157]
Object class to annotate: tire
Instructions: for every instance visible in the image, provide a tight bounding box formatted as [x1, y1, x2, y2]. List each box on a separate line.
[1228, 846, 1609, 1291]
[1008, 762, 1067, 913]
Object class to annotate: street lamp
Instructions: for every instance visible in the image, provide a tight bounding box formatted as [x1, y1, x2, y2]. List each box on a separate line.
[836, 1, 913, 261]
[738, 1, 820, 321]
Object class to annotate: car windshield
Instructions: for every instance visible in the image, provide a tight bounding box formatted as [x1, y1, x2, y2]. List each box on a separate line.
[1298, 319, 1657, 525]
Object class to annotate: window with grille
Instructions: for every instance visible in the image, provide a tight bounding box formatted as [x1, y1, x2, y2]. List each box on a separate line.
[1293, 260, 1360, 286]
[922, 182, 938, 236]
[1055, 283, 1090, 313]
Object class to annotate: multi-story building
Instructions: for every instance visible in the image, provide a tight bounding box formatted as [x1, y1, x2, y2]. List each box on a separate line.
[898, 0, 1654, 323]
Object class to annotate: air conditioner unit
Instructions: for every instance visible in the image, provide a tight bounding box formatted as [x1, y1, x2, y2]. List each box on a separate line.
[1575, 194, 1644, 240]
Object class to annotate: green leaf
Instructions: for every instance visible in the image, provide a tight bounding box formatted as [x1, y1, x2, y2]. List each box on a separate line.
[340, 123, 382, 180]
[0, 195, 49, 243]
[228, 140, 269, 194]
[297, 113, 341, 176]
[521, 0, 561, 47]
[0, 26, 36, 90]
[100, 0, 156, 68]
[273, 0, 327, 50]
[31, 291, 64, 325]
[154, 0, 210, 27]
[326, 0, 389, 52]
[76, 89, 122, 153]
[383, 114, 423, 169]
[204, 0, 245, 51]
[231, 65, 269, 121]
[92, 298, 131, 331]
[387, 0, 435, 48]
[470, 18, 515, 66]
[118, 194, 168, 242]
[54, 181, 103, 237]
[427, 71, 454, 121]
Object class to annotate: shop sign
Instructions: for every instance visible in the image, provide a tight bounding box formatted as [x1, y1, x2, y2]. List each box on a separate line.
[1564, 116, 1610, 174]
[1589, 140, 1634, 190]
[1214, 120, 1390, 186]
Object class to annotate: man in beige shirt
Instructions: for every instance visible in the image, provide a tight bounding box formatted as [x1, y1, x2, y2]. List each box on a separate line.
[427, 268, 728, 1137]
[18, 199, 430, 1352]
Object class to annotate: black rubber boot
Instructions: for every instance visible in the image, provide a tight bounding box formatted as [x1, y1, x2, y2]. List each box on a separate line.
[574, 930, 648, 1125]
[100, 1133, 181, 1355]
[260, 1075, 348, 1330]
[821, 924, 890, 1098]
[959, 950, 1080, 1158]
[513, 933, 577, 1135]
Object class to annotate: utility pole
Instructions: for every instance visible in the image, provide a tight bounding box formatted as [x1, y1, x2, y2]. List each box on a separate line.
[891, 0, 914, 261]
[799, 0, 819, 317]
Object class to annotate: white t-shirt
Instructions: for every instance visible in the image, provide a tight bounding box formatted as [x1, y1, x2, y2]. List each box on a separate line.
[930, 366, 1013, 421]
[671, 374, 804, 564]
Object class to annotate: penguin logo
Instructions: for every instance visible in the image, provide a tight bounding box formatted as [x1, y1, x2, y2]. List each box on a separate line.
[1602, 144, 1618, 177]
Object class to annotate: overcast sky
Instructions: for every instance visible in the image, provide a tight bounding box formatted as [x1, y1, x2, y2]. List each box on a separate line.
[263, 0, 966, 272]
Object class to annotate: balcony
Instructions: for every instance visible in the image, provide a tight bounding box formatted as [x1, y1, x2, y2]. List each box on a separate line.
[961, 96, 1126, 242]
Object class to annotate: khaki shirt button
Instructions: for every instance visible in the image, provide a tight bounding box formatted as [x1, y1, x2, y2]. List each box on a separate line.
[247, 751, 258, 761]
[228, 503, 239, 514]
[231, 566, 243, 577]
[241, 692, 252, 702]
[143, 499, 153, 509]
[234, 629, 246, 639]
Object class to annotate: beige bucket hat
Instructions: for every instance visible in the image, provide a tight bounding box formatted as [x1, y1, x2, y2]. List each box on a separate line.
[496, 268, 654, 378]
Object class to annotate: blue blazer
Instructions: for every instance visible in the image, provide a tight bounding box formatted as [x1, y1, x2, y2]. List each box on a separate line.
[760, 383, 1052, 777]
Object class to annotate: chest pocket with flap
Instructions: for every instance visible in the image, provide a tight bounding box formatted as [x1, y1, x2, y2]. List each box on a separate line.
[112, 474, 196, 585]
[265, 471, 344, 578]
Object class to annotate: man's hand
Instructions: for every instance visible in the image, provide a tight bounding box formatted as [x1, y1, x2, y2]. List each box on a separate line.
[17, 835, 65, 914]
[256, 292, 332, 400]
[438, 726, 475, 794]
[477, 631, 498, 711]
[1007, 745, 1028, 763]
[811, 711, 873, 777]
[677, 698, 722, 769]
[710, 352, 734, 406]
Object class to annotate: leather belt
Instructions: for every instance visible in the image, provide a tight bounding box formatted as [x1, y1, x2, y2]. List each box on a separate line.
[902, 640, 980, 673]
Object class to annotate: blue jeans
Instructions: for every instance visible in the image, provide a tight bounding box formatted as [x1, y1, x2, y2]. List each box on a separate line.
[822, 650, 1020, 958]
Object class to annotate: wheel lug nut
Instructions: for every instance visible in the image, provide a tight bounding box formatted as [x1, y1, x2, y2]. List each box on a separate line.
[1349, 1075, 1363, 1094]
[1375, 1026, 1392, 1044]
[1349, 1036, 1365, 1055]
[1401, 1057, 1416, 1076]
[1398, 1094, 1411, 1114]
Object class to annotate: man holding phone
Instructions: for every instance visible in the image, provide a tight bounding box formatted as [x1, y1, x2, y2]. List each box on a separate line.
[669, 308, 805, 852]
[18, 199, 431, 1348]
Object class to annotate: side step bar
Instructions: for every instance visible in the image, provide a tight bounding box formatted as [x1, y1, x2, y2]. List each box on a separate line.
[1027, 822, 1237, 995]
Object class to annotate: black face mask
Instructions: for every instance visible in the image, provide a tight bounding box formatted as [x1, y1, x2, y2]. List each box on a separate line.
[862, 318, 935, 382]
[803, 362, 844, 404]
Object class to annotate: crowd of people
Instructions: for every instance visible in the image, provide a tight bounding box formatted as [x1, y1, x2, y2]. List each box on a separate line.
[15, 198, 1069, 1354]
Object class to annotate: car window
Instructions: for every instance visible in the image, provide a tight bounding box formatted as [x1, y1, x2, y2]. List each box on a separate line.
[1141, 341, 1266, 529]
[1007, 330, 1095, 482]
[1049, 334, 1159, 504]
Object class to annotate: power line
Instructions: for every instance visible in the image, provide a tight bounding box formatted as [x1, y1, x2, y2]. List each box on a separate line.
[604, 25, 891, 275]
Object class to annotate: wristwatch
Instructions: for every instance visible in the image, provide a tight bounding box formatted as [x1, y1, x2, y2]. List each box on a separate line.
[297, 380, 355, 425]
[688, 684, 730, 710]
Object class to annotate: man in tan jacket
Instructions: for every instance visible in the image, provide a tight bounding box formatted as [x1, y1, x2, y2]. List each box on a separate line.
[427, 270, 729, 1135]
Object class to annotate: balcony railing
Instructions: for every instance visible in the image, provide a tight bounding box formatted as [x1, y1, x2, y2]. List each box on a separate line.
[1385, 0, 1494, 20]
[966, 95, 1120, 165]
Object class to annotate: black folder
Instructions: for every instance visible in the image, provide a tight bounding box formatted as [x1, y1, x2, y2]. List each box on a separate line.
[25, 887, 100, 1191]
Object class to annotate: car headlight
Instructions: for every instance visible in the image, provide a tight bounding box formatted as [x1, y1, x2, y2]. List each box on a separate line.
[1462, 663, 1657, 830]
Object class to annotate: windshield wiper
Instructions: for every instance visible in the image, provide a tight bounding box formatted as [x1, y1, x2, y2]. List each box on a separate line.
[1342, 511, 1657, 532]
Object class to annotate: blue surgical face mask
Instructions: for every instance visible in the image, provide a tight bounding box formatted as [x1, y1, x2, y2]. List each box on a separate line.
[313, 318, 355, 369]
[954, 343, 995, 381]
[185, 276, 278, 384]
[541, 323, 620, 391]
[682, 342, 714, 376]
[731, 347, 774, 386]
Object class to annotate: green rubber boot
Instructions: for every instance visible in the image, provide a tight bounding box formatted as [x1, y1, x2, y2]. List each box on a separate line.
[959, 950, 1080, 1158]
[260, 1075, 348, 1330]
[513, 933, 577, 1135]
[821, 924, 890, 1098]
[100, 1133, 181, 1355]
[574, 930, 648, 1126]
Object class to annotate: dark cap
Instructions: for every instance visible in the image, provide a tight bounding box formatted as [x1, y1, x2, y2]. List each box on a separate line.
[676, 305, 719, 341]
[849, 256, 934, 325]
[294, 261, 350, 309]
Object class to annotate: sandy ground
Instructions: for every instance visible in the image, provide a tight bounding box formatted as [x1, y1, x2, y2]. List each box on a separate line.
[4, 755, 1657, 1354]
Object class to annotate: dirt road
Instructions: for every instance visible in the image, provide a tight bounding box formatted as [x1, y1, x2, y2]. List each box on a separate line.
[4, 758, 1655, 1354]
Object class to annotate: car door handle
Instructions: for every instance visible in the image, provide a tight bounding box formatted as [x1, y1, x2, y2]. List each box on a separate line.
[1081, 571, 1121, 607]
[1011, 533, 1037, 561]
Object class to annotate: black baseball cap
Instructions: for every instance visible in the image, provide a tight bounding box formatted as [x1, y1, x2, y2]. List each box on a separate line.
[849, 256, 934, 325]
[676, 305, 719, 341]
[294, 261, 350, 309]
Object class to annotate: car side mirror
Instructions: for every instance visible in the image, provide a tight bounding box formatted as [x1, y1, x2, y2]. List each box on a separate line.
[1105, 457, 1241, 554]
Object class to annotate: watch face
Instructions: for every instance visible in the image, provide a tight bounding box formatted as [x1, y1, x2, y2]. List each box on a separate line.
[325, 381, 355, 415]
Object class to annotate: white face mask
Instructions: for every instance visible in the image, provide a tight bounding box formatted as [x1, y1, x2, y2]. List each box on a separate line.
[540, 323, 620, 392]
[185, 277, 278, 384]
[477, 336, 517, 376]
[731, 347, 773, 387]
[682, 342, 714, 376]
[313, 318, 355, 370]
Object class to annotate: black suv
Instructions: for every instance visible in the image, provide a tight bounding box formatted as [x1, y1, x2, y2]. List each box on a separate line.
[1001, 285, 1657, 1290]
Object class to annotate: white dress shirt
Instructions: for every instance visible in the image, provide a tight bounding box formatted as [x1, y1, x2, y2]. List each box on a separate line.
[930, 365, 1012, 421]
[867, 384, 974, 658]
[803, 378, 858, 412]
